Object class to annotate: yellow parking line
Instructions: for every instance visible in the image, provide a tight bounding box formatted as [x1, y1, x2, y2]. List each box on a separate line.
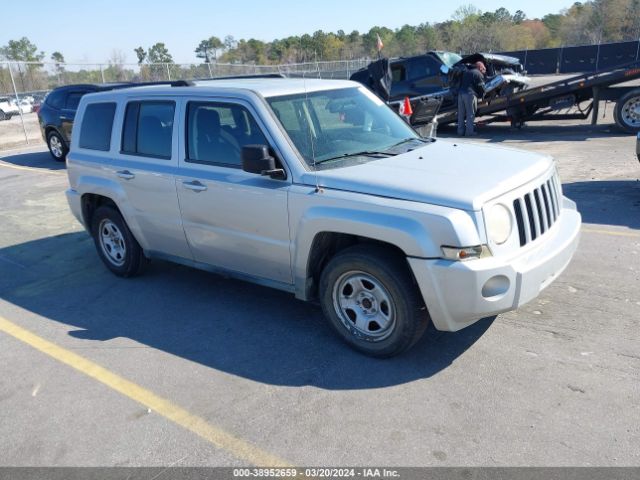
[0, 315, 290, 467]
[582, 227, 640, 238]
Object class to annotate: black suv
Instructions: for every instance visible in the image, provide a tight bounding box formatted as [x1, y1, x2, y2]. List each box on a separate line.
[38, 83, 132, 161]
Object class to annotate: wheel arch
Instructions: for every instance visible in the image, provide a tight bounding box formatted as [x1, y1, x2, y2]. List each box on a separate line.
[79, 187, 149, 251]
[291, 204, 474, 301]
[300, 232, 412, 301]
[45, 125, 66, 143]
[81, 193, 121, 230]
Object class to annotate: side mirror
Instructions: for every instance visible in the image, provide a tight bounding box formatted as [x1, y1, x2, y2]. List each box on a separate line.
[241, 145, 286, 180]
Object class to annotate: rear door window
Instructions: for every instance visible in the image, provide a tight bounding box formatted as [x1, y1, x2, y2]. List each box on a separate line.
[79, 102, 116, 151]
[121, 101, 175, 159]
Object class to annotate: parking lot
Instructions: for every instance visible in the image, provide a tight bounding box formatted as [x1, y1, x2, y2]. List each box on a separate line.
[0, 110, 639, 467]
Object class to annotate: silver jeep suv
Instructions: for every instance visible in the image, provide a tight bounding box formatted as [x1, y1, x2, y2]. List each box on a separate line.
[65, 78, 581, 357]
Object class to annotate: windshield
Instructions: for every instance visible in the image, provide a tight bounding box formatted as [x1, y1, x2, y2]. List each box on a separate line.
[266, 87, 420, 168]
[438, 52, 463, 68]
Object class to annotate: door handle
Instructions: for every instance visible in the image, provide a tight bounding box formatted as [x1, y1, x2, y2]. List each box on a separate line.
[182, 180, 207, 192]
[116, 170, 135, 180]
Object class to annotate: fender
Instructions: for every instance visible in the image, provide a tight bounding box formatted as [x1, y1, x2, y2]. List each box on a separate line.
[291, 202, 482, 300]
[76, 175, 151, 251]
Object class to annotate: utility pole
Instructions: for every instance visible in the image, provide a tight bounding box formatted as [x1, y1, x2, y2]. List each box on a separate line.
[8, 63, 29, 144]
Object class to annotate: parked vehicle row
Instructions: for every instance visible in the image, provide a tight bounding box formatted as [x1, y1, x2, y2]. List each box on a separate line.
[0, 96, 21, 120]
[0, 94, 41, 119]
[64, 78, 581, 356]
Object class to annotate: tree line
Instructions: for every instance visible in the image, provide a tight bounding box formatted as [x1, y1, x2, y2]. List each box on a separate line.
[191, 1, 640, 64]
[2, 0, 640, 93]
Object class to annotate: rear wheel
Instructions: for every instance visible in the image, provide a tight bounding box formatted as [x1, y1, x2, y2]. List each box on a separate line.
[614, 89, 640, 133]
[91, 206, 147, 277]
[47, 130, 68, 162]
[0, 110, 7, 121]
[319, 245, 429, 357]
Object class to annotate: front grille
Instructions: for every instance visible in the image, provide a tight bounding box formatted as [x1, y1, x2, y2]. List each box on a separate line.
[512, 172, 562, 247]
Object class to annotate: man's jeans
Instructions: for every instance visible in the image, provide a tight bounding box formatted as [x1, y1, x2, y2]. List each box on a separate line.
[457, 93, 477, 136]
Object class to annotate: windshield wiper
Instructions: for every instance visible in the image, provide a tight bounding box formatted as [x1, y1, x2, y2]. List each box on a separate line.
[387, 137, 430, 149]
[315, 150, 396, 164]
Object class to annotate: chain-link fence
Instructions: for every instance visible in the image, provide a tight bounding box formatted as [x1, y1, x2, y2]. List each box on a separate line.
[0, 59, 370, 95]
[0, 59, 370, 148]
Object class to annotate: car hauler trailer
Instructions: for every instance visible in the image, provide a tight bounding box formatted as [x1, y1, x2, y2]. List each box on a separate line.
[360, 58, 640, 133]
[433, 59, 640, 133]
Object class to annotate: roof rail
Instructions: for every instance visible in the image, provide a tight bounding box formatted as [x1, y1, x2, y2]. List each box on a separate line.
[195, 73, 287, 81]
[128, 80, 195, 87]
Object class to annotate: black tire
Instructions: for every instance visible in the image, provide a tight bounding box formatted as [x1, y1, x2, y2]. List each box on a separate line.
[0, 110, 7, 121]
[91, 206, 147, 277]
[613, 89, 640, 133]
[319, 244, 430, 357]
[46, 130, 68, 162]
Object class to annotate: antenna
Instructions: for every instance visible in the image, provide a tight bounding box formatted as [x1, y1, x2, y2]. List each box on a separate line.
[302, 71, 321, 193]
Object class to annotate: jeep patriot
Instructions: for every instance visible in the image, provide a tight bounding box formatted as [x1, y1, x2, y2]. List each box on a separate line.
[65, 78, 581, 357]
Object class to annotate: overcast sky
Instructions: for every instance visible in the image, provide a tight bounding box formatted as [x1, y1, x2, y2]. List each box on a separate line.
[1, 0, 578, 64]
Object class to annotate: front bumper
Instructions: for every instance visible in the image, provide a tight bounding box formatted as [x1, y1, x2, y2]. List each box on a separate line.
[408, 197, 581, 331]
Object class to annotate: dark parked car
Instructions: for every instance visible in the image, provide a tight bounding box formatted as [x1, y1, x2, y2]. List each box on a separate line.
[38, 83, 132, 161]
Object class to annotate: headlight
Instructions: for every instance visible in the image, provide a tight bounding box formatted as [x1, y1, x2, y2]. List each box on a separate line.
[486, 204, 513, 245]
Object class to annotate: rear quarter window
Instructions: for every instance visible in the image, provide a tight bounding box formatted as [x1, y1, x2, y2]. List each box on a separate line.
[79, 103, 116, 151]
[46, 90, 65, 110]
[65, 92, 87, 110]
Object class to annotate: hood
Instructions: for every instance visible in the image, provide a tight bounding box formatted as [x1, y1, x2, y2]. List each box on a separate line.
[301, 140, 553, 211]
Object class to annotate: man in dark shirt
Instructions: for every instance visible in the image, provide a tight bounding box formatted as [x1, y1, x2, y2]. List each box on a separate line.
[457, 61, 486, 136]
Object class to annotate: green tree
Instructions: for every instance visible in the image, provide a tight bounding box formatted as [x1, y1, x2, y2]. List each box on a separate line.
[50, 51, 65, 64]
[0, 37, 44, 62]
[395, 25, 419, 56]
[362, 26, 394, 56]
[146, 43, 173, 80]
[0, 37, 46, 91]
[513, 10, 526, 24]
[195, 36, 223, 63]
[134, 47, 147, 64]
[147, 43, 173, 64]
[50, 51, 66, 85]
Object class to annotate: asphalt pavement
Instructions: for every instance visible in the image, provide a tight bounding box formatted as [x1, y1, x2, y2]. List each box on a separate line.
[0, 114, 638, 467]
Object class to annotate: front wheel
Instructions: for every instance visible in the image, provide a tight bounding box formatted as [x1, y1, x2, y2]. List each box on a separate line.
[47, 130, 68, 162]
[0, 110, 7, 121]
[91, 206, 147, 277]
[319, 245, 430, 357]
[614, 89, 640, 133]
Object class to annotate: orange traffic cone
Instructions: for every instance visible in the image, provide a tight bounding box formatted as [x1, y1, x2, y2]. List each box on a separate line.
[401, 96, 413, 117]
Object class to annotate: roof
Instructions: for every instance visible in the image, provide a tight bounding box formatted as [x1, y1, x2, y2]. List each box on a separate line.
[51, 82, 133, 92]
[90, 78, 358, 99]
